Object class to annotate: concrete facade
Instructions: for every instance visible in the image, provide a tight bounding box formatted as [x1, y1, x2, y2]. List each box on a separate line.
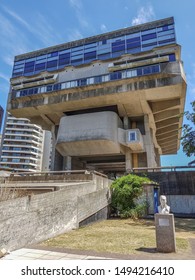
[7, 17, 186, 173]
[0, 174, 111, 251]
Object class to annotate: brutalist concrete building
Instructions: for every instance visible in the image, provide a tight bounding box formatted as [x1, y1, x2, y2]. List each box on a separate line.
[7, 17, 186, 173]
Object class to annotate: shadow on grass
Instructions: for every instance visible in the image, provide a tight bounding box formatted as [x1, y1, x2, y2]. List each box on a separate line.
[174, 218, 195, 233]
[136, 247, 157, 254]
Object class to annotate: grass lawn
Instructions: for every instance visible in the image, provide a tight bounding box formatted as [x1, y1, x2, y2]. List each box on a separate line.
[40, 218, 195, 255]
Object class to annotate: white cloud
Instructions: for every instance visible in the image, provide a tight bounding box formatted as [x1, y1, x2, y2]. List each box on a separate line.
[67, 29, 83, 41]
[132, 4, 155, 26]
[0, 73, 9, 82]
[100, 24, 108, 33]
[69, 0, 89, 28]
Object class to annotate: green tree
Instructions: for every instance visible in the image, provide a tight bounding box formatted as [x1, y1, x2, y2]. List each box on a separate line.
[181, 101, 195, 157]
[111, 174, 151, 218]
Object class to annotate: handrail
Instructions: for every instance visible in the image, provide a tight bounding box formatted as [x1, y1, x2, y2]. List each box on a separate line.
[131, 165, 195, 172]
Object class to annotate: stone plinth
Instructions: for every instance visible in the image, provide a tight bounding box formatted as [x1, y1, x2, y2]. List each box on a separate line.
[155, 213, 176, 253]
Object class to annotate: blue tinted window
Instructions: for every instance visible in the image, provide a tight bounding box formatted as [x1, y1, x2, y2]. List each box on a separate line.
[137, 68, 142, 76]
[48, 51, 58, 57]
[24, 67, 34, 73]
[35, 63, 46, 70]
[47, 60, 57, 68]
[46, 85, 52, 92]
[97, 53, 111, 60]
[84, 51, 96, 59]
[25, 61, 35, 67]
[102, 40, 107, 45]
[126, 37, 140, 43]
[112, 45, 125, 52]
[159, 38, 175, 45]
[59, 53, 70, 59]
[127, 41, 141, 49]
[112, 40, 125, 47]
[142, 33, 157, 41]
[58, 58, 70, 66]
[169, 54, 176, 61]
[142, 42, 157, 48]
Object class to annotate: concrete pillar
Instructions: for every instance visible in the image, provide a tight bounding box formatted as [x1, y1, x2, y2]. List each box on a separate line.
[125, 148, 132, 172]
[50, 125, 56, 171]
[63, 156, 72, 170]
[131, 121, 138, 168]
[144, 115, 157, 168]
[123, 116, 129, 129]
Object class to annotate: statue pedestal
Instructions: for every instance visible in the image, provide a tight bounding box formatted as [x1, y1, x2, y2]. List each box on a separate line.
[155, 213, 176, 253]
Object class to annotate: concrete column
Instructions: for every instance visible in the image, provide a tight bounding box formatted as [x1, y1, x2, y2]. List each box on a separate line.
[50, 125, 56, 171]
[144, 115, 157, 168]
[123, 116, 129, 129]
[131, 121, 138, 168]
[125, 148, 132, 172]
[63, 156, 72, 170]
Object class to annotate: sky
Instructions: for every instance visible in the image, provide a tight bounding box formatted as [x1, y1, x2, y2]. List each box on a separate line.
[0, 0, 194, 166]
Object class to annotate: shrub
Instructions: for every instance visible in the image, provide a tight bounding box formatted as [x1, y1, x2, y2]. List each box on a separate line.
[111, 174, 151, 219]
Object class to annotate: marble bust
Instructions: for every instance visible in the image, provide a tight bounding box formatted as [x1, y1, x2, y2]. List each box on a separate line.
[158, 195, 170, 214]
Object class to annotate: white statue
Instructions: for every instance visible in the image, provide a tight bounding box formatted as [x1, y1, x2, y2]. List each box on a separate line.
[158, 195, 170, 214]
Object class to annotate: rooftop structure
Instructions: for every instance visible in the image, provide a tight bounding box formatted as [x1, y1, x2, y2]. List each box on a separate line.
[7, 17, 186, 173]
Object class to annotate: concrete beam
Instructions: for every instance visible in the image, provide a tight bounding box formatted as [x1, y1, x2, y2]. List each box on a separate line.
[156, 117, 179, 130]
[156, 131, 178, 141]
[154, 108, 180, 122]
[156, 124, 179, 136]
[150, 99, 180, 114]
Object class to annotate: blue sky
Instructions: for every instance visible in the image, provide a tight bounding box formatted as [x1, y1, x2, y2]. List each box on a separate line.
[0, 0, 194, 166]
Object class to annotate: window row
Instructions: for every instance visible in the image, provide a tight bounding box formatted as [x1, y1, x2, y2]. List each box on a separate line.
[13, 64, 161, 98]
[12, 24, 176, 77]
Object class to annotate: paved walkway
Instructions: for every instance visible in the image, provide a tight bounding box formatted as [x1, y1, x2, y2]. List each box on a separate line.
[1, 239, 195, 260]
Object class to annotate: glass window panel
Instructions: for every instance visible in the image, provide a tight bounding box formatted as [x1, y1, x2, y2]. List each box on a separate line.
[97, 53, 111, 60]
[59, 53, 70, 59]
[126, 32, 140, 39]
[25, 57, 36, 62]
[58, 59, 70, 66]
[112, 45, 125, 52]
[46, 60, 58, 68]
[127, 41, 141, 49]
[127, 47, 141, 54]
[137, 68, 142, 76]
[71, 53, 83, 59]
[35, 63, 46, 70]
[94, 76, 102, 83]
[126, 37, 140, 43]
[13, 68, 24, 73]
[141, 28, 156, 35]
[158, 29, 175, 36]
[102, 75, 109, 82]
[142, 42, 157, 48]
[84, 51, 96, 59]
[61, 83, 66, 89]
[71, 46, 84, 52]
[46, 85, 53, 92]
[59, 49, 71, 54]
[47, 57, 58, 61]
[14, 64, 24, 70]
[158, 38, 175, 45]
[24, 68, 34, 73]
[71, 59, 83, 66]
[87, 77, 94, 84]
[169, 54, 176, 62]
[84, 43, 97, 49]
[14, 60, 25, 65]
[66, 82, 71, 88]
[36, 54, 47, 60]
[47, 51, 58, 57]
[97, 48, 110, 54]
[142, 33, 157, 41]
[25, 61, 35, 67]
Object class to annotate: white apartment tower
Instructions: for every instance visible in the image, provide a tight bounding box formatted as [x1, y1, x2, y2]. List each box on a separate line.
[0, 113, 51, 172]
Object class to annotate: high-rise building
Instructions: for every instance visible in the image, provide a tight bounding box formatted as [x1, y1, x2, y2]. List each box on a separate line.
[0, 113, 51, 172]
[0, 105, 4, 132]
[7, 17, 186, 173]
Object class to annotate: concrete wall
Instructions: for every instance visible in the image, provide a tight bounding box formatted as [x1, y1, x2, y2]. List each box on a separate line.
[167, 195, 195, 215]
[0, 175, 112, 251]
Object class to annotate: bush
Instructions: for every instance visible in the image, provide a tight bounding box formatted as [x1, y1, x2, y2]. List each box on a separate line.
[111, 174, 151, 219]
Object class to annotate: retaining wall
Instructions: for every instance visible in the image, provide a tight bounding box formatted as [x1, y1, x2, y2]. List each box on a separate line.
[0, 175, 112, 251]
